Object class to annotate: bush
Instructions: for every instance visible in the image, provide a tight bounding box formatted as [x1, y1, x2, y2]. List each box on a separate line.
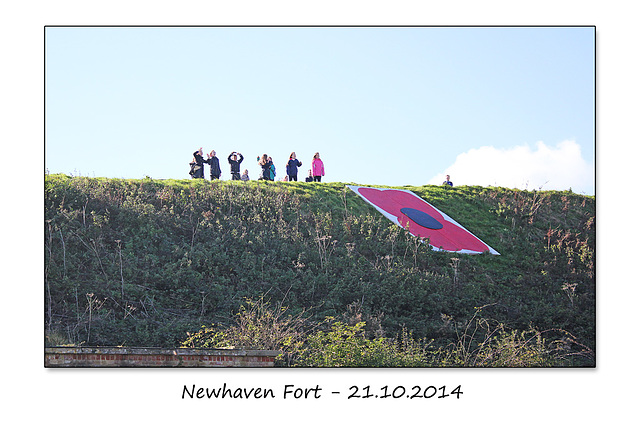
[182, 297, 310, 366]
[45, 175, 595, 366]
[293, 320, 434, 367]
[433, 306, 594, 367]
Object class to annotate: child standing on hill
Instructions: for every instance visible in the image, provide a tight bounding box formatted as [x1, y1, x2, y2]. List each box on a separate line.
[228, 152, 244, 180]
[268, 157, 276, 181]
[286, 152, 302, 181]
[311, 152, 325, 182]
[305, 169, 314, 182]
[257, 154, 274, 181]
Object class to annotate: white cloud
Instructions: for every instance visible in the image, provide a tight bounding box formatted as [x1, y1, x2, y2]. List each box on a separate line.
[429, 140, 594, 194]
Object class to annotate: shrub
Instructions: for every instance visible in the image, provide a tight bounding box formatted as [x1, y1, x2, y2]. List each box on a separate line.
[433, 306, 594, 367]
[293, 319, 434, 367]
[45, 175, 595, 366]
[182, 297, 310, 366]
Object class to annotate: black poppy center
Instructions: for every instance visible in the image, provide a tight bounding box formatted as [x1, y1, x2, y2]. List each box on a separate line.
[400, 207, 444, 230]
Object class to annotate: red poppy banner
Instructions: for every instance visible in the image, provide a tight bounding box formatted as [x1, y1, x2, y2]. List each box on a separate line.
[348, 186, 500, 255]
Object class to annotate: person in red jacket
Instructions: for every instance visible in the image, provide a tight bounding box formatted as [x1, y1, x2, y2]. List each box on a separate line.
[311, 152, 325, 182]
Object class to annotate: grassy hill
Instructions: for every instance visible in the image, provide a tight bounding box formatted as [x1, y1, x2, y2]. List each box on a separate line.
[44, 174, 595, 366]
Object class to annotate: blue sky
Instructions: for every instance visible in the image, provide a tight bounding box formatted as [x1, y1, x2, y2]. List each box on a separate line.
[45, 26, 595, 193]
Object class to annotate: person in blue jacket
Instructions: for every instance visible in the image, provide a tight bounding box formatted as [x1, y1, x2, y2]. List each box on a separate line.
[286, 152, 302, 181]
[442, 174, 453, 186]
[268, 156, 276, 181]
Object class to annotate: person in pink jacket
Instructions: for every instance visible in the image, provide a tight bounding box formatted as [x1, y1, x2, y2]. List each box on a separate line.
[311, 152, 325, 182]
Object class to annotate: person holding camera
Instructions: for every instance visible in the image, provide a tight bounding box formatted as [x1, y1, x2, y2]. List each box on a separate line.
[189, 147, 205, 179]
[228, 151, 244, 180]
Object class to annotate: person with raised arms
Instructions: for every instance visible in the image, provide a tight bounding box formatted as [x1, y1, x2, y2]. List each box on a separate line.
[228, 151, 244, 180]
[189, 147, 205, 179]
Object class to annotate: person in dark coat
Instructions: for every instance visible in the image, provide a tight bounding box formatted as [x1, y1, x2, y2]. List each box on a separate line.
[257, 154, 274, 181]
[205, 150, 222, 180]
[228, 152, 244, 180]
[286, 152, 302, 181]
[442, 175, 453, 186]
[190, 147, 205, 179]
[305, 169, 314, 182]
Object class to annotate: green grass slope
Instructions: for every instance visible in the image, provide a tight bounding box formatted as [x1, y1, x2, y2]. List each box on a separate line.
[45, 174, 595, 365]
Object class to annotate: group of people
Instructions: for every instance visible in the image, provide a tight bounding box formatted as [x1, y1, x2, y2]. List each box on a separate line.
[189, 148, 452, 186]
[189, 148, 326, 182]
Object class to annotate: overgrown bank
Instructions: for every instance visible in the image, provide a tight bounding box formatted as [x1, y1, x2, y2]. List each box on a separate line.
[44, 174, 595, 366]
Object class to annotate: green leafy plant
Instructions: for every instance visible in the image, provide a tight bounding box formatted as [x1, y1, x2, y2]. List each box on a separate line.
[435, 306, 594, 367]
[45, 174, 595, 366]
[182, 296, 310, 366]
[293, 319, 434, 367]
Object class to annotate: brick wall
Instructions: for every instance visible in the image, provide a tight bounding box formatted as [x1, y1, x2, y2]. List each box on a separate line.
[45, 347, 280, 367]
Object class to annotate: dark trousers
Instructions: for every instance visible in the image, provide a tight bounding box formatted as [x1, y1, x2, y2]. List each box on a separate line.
[313, 176, 322, 182]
